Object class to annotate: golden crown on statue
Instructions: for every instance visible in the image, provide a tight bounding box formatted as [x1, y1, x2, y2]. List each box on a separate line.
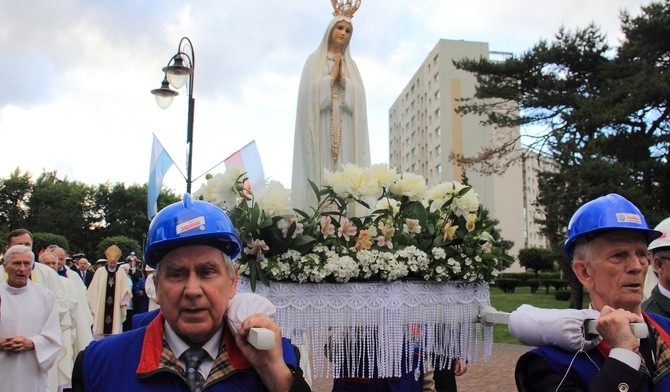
[331, 0, 361, 18]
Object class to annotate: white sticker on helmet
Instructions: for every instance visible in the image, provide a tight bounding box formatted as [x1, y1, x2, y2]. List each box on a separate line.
[176, 216, 206, 234]
[616, 213, 641, 224]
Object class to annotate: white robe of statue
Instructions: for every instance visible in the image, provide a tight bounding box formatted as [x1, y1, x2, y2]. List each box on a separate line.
[0, 280, 62, 392]
[291, 15, 370, 211]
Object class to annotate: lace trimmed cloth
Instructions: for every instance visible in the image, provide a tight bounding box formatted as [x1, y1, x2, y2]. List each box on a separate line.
[237, 278, 493, 378]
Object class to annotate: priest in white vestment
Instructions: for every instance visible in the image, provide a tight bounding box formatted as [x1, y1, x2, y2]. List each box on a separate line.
[41, 250, 94, 390]
[291, 10, 370, 211]
[0, 245, 62, 392]
[87, 245, 132, 336]
[144, 268, 160, 311]
[2, 229, 68, 392]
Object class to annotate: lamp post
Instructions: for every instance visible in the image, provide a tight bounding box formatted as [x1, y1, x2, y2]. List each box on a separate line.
[151, 37, 195, 194]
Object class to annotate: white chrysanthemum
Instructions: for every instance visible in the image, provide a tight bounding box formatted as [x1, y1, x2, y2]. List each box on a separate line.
[340, 163, 382, 202]
[257, 181, 293, 217]
[389, 172, 427, 201]
[425, 181, 457, 212]
[375, 198, 400, 215]
[452, 188, 480, 218]
[323, 168, 348, 196]
[194, 168, 244, 210]
[425, 181, 480, 218]
[368, 164, 400, 188]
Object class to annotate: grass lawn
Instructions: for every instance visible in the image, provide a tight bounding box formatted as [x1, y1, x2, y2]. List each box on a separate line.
[489, 286, 591, 344]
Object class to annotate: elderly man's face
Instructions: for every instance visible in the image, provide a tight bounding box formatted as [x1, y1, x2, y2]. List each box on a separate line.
[5, 251, 33, 288]
[41, 253, 59, 271]
[7, 233, 32, 250]
[52, 248, 67, 269]
[156, 244, 237, 345]
[107, 258, 118, 269]
[652, 250, 670, 291]
[573, 230, 649, 313]
[77, 258, 90, 271]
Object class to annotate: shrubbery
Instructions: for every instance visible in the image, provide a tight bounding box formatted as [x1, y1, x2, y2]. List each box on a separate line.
[555, 289, 571, 301]
[495, 278, 520, 293]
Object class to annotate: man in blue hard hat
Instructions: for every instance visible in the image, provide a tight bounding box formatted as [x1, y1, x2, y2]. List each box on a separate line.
[515, 193, 670, 391]
[71, 194, 311, 391]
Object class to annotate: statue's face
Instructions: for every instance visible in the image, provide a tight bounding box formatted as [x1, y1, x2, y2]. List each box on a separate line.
[330, 21, 352, 52]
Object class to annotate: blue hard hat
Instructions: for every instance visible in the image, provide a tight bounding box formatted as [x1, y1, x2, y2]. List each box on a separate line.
[563, 193, 661, 258]
[144, 193, 242, 267]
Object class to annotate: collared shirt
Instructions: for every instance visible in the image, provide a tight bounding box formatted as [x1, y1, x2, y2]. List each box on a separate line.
[659, 283, 670, 299]
[164, 321, 223, 379]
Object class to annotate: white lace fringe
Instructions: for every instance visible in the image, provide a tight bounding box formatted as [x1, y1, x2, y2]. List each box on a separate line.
[238, 278, 494, 378]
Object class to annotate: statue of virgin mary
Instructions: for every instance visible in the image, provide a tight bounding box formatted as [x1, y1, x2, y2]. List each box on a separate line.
[291, 0, 370, 211]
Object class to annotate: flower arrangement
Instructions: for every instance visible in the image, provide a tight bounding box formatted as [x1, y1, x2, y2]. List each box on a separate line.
[194, 164, 512, 290]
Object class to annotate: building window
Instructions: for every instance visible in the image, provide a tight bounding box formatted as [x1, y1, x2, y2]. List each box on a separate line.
[436, 164, 442, 174]
[435, 145, 441, 155]
[435, 126, 441, 136]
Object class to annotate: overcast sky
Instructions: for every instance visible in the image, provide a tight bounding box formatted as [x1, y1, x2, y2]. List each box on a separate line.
[0, 0, 650, 194]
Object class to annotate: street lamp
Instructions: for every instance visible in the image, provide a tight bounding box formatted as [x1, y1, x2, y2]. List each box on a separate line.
[151, 37, 196, 194]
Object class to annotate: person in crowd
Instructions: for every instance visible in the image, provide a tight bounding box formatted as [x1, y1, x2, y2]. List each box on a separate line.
[144, 264, 160, 311]
[0, 245, 62, 391]
[515, 193, 670, 391]
[291, 0, 369, 211]
[133, 264, 154, 314]
[72, 194, 310, 391]
[2, 230, 62, 295]
[0, 229, 66, 391]
[642, 217, 670, 317]
[40, 250, 93, 391]
[93, 258, 107, 270]
[70, 252, 85, 272]
[75, 257, 94, 288]
[119, 263, 136, 331]
[87, 245, 132, 337]
[425, 359, 468, 391]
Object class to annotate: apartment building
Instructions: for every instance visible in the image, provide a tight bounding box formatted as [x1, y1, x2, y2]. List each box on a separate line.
[389, 39, 549, 271]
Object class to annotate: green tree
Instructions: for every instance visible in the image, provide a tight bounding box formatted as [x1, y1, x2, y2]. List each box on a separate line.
[0, 168, 32, 234]
[452, 1, 670, 308]
[26, 171, 95, 255]
[518, 247, 554, 277]
[91, 183, 179, 256]
[0, 169, 180, 258]
[32, 232, 70, 254]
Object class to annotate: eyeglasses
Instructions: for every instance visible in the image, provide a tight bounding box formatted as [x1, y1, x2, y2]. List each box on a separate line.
[656, 255, 670, 262]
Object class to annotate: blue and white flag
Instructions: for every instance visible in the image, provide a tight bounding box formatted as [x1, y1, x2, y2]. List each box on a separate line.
[148, 134, 175, 219]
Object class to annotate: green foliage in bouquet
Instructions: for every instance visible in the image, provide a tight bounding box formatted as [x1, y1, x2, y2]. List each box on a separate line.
[194, 164, 513, 290]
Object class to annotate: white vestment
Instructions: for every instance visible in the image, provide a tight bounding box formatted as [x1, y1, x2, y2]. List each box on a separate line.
[145, 273, 160, 311]
[0, 281, 62, 392]
[53, 270, 93, 388]
[87, 266, 131, 336]
[291, 15, 370, 211]
[1, 262, 66, 392]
